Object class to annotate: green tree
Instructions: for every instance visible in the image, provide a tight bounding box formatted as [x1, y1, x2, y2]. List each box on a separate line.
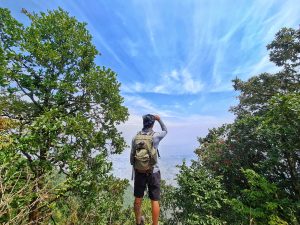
[230, 169, 294, 225]
[163, 161, 228, 225]
[267, 27, 300, 72]
[231, 28, 299, 118]
[0, 8, 128, 223]
[257, 93, 300, 201]
[196, 27, 299, 224]
[197, 94, 300, 224]
[198, 27, 299, 193]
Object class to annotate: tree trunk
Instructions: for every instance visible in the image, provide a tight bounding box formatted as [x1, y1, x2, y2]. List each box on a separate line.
[28, 195, 40, 224]
[28, 146, 46, 224]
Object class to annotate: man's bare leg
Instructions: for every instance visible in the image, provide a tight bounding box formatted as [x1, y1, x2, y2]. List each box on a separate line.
[134, 197, 143, 224]
[151, 200, 160, 225]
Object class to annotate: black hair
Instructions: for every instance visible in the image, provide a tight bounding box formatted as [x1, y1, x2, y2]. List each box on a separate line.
[143, 114, 155, 129]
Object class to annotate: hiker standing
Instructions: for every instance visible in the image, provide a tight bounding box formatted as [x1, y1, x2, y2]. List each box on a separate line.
[130, 114, 167, 225]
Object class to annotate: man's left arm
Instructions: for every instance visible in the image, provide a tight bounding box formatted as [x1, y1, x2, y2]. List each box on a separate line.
[153, 116, 167, 143]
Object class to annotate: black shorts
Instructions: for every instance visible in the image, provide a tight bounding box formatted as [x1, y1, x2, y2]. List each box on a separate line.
[134, 170, 161, 201]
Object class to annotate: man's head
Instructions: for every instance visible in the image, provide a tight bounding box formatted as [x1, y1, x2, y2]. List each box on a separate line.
[143, 114, 155, 129]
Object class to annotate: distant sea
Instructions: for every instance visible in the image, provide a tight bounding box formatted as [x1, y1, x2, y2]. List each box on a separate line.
[109, 148, 196, 186]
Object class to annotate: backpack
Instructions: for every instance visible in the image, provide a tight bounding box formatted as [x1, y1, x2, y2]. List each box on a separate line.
[132, 131, 158, 170]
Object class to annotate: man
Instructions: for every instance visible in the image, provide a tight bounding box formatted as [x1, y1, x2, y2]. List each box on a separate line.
[130, 114, 167, 225]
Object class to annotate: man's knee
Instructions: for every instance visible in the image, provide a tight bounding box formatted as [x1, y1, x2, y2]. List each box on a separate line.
[134, 198, 142, 210]
[151, 200, 160, 207]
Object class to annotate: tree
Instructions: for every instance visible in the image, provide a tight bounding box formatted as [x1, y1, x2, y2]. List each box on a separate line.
[257, 93, 300, 201]
[0, 8, 128, 223]
[267, 27, 300, 72]
[230, 169, 294, 225]
[163, 161, 228, 225]
[171, 27, 300, 224]
[231, 27, 299, 118]
[197, 94, 300, 224]
[196, 27, 299, 224]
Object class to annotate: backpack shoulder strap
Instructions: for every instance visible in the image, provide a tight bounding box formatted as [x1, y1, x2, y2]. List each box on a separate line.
[149, 131, 155, 136]
[148, 131, 160, 157]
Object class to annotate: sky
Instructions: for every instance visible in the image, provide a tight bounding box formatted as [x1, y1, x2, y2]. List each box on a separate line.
[1, 0, 300, 163]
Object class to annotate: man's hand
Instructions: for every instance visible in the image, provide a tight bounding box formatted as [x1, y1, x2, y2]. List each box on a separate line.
[154, 115, 160, 121]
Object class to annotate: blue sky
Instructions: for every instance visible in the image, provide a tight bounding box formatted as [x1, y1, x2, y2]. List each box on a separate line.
[2, 0, 300, 155]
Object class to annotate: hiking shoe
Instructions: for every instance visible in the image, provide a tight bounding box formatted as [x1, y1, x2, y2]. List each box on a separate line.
[141, 216, 145, 225]
[136, 216, 145, 225]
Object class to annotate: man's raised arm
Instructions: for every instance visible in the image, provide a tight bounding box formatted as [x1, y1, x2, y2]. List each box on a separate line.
[154, 115, 167, 141]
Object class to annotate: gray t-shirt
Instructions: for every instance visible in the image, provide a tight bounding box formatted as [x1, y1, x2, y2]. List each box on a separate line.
[131, 119, 168, 173]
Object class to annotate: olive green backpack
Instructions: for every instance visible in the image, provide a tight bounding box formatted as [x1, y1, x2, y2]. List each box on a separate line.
[133, 131, 158, 171]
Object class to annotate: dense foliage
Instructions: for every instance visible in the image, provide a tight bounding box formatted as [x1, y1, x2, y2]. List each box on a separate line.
[0, 8, 130, 224]
[161, 27, 299, 224]
[162, 162, 228, 224]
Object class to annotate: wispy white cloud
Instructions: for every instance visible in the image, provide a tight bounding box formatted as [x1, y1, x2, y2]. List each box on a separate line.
[135, 0, 162, 64]
[208, 0, 300, 91]
[123, 69, 203, 95]
[247, 55, 279, 77]
[212, 45, 224, 87]
[154, 69, 204, 94]
[53, 1, 129, 68]
[122, 38, 139, 57]
[122, 95, 172, 117]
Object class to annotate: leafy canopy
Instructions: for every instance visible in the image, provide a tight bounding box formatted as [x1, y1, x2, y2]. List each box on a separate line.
[0, 7, 128, 224]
